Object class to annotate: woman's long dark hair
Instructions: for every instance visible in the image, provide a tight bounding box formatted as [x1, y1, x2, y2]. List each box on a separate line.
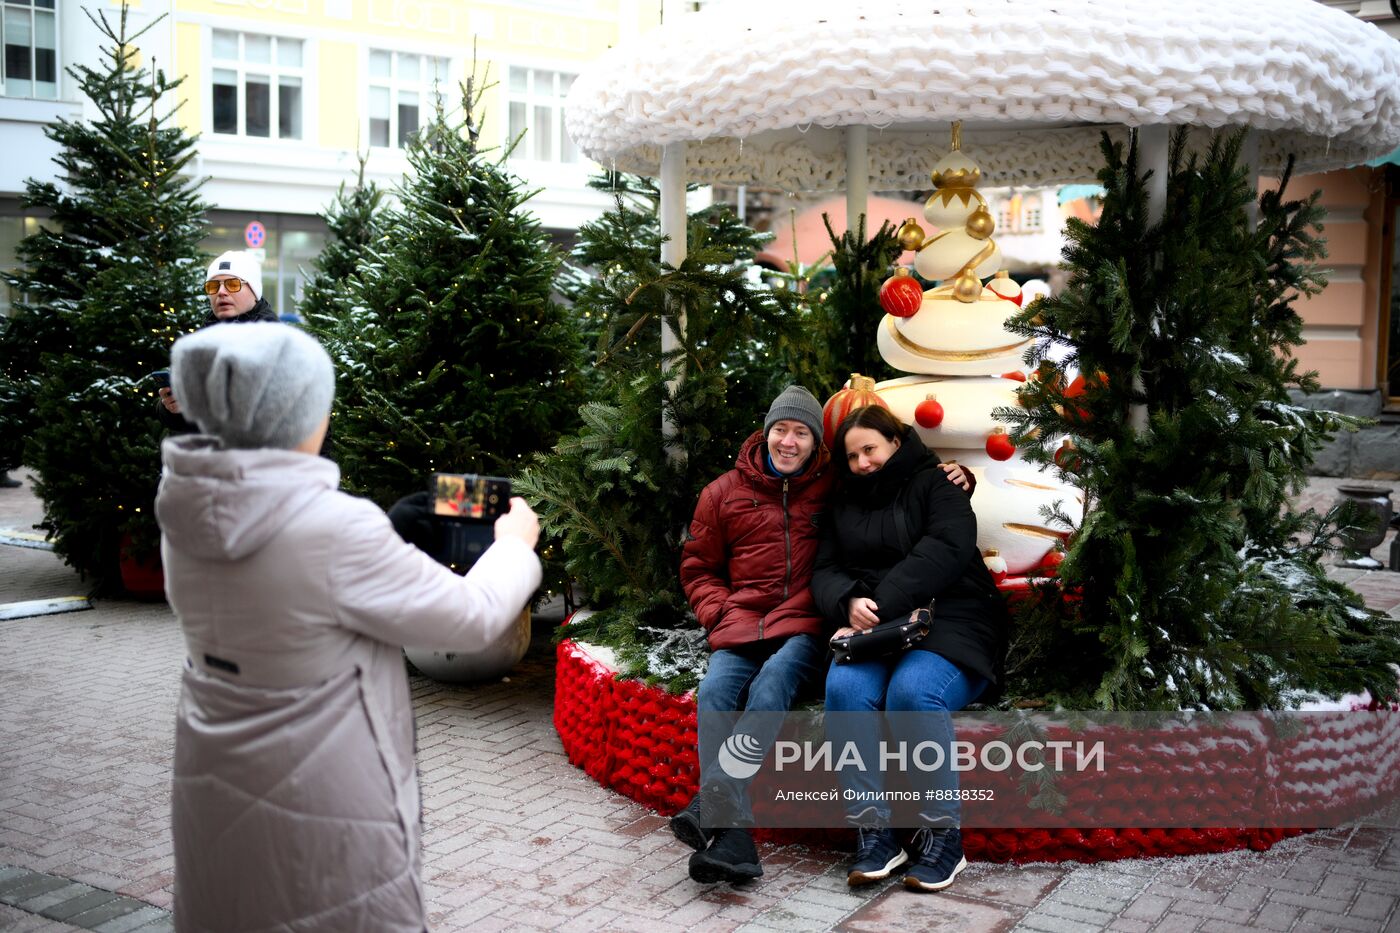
[831, 405, 907, 478]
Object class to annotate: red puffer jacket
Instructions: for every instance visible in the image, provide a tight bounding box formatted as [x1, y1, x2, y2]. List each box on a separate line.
[680, 430, 833, 650]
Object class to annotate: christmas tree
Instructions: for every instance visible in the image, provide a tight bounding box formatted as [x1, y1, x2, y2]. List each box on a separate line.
[298, 152, 385, 333]
[517, 173, 831, 691]
[819, 212, 902, 382]
[997, 129, 1399, 710]
[320, 82, 583, 507]
[0, 5, 207, 588]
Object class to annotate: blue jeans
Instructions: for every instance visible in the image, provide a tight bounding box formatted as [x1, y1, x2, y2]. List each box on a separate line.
[696, 633, 826, 820]
[825, 650, 986, 826]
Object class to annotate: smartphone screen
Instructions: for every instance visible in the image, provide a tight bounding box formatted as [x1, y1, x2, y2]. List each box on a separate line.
[432, 473, 510, 521]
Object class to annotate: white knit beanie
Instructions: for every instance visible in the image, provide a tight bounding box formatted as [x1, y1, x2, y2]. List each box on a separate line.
[206, 250, 263, 299]
[172, 323, 334, 450]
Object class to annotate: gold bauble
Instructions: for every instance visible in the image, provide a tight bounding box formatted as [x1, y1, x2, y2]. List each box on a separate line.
[953, 272, 982, 303]
[896, 218, 925, 252]
[966, 207, 994, 239]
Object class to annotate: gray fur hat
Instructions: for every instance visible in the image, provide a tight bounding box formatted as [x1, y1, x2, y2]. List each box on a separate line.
[763, 385, 824, 444]
[172, 323, 335, 450]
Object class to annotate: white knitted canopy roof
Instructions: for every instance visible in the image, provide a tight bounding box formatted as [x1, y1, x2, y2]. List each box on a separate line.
[565, 0, 1400, 190]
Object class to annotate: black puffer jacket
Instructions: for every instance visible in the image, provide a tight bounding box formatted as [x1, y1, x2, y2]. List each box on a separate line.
[156, 298, 279, 432]
[811, 427, 1008, 689]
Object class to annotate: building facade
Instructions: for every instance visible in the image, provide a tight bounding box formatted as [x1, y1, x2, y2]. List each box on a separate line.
[0, 0, 660, 316]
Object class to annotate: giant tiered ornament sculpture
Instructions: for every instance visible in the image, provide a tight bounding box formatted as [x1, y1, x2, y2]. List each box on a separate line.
[868, 124, 1082, 583]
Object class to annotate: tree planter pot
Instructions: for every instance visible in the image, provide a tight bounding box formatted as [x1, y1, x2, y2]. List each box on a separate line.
[554, 614, 1400, 863]
[118, 533, 165, 599]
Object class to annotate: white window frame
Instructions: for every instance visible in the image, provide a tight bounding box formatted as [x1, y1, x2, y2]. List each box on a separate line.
[208, 29, 306, 141]
[504, 64, 580, 165]
[365, 49, 450, 151]
[1022, 204, 1044, 233]
[1, 0, 58, 100]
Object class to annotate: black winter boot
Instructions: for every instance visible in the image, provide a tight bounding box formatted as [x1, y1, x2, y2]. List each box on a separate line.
[688, 828, 762, 884]
[670, 784, 732, 852]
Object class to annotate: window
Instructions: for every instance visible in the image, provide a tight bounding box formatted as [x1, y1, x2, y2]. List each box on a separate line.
[1022, 205, 1043, 233]
[211, 30, 304, 140]
[2, 0, 57, 100]
[996, 204, 1014, 234]
[368, 50, 448, 149]
[506, 66, 579, 163]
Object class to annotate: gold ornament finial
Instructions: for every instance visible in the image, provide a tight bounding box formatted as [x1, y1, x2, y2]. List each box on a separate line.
[950, 121, 962, 152]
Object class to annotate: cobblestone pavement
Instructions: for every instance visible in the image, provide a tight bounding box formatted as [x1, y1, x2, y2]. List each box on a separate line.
[2, 470, 1398, 932]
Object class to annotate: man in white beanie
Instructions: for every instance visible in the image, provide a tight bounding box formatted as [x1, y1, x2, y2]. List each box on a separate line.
[156, 250, 277, 430]
[158, 322, 542, 931]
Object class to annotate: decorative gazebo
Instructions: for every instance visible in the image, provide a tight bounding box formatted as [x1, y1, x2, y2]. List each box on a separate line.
[553, 0, 1400, 862]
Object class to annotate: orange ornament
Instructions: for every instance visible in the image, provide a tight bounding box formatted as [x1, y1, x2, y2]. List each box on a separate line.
[1000, 371, 1027, 382]
[822, 374, 888, 442]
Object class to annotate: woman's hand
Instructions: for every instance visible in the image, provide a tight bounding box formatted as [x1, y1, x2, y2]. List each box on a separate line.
[847, 597, 880, 630]
[831, 626, 859, 641]
[494, 497, 540, 549]
[939, 461, 970, 491]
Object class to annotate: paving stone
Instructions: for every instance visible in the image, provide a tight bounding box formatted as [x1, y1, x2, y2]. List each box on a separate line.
[0, 874, 71, 906]
[62, 898, 148, 929]
[41, 889, 122, 924]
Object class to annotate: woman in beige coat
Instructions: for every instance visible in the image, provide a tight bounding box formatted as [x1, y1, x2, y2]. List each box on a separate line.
[157, 323, 541, 932]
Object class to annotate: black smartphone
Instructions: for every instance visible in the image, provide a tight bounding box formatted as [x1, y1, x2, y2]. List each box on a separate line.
[431, 473, 511, 522]
[148, 369, 171, 389]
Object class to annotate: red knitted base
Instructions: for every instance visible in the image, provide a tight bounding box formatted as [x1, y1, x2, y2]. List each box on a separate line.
[555, 630, 1388, 863]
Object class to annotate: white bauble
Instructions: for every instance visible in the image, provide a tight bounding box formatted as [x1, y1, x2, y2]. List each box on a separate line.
[405, 607, 531, 682]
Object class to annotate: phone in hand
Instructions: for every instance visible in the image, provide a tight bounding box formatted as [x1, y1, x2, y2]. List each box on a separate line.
[148, 369, 172, 390]
[432, 473, 511, 522]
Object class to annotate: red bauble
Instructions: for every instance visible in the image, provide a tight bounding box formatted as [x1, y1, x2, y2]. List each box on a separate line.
[1054, 438, 1079, 470]
[986, 428, 1016, 461]
[878, 268, 923, 318]
[914, 394, 944, 429]
[1040, 548, 1065, 575]
[822, 374, 888, 441]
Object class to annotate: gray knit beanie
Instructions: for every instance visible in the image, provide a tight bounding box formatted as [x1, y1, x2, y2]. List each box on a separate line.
[763, 385, 824, 444]
[172, 322, 335, 450]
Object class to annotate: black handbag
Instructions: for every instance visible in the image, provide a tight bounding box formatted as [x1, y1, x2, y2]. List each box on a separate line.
[830, 605, 933, 664]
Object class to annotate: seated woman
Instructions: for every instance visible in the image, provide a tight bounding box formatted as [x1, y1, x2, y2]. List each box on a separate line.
[811, 405, 1007, 894]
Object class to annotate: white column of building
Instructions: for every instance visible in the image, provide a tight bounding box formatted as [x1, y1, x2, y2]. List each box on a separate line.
[846, 125, 869, 235]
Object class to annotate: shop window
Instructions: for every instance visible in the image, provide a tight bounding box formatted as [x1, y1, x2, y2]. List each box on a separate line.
[211, 30, 304, 140]
[2, 0, 57, 100]
[368, 50, 449, 149]
[506, 66, 579, 163]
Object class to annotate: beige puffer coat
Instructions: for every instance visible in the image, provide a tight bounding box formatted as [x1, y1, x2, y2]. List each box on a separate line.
[156, 436, 541, 932]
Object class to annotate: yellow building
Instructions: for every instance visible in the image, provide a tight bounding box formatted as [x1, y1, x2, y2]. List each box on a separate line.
[1, 0, 664, 314]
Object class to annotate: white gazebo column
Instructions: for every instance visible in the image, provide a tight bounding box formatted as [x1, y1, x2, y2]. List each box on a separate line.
[846, 125, 869, 235]
[1241, 129, 1260, 228]
[659, 141, 688, 439]
[1132, 124, 1172, 432]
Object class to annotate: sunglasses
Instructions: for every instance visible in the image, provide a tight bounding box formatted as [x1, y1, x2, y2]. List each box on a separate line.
[204, 278, 246, 295]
